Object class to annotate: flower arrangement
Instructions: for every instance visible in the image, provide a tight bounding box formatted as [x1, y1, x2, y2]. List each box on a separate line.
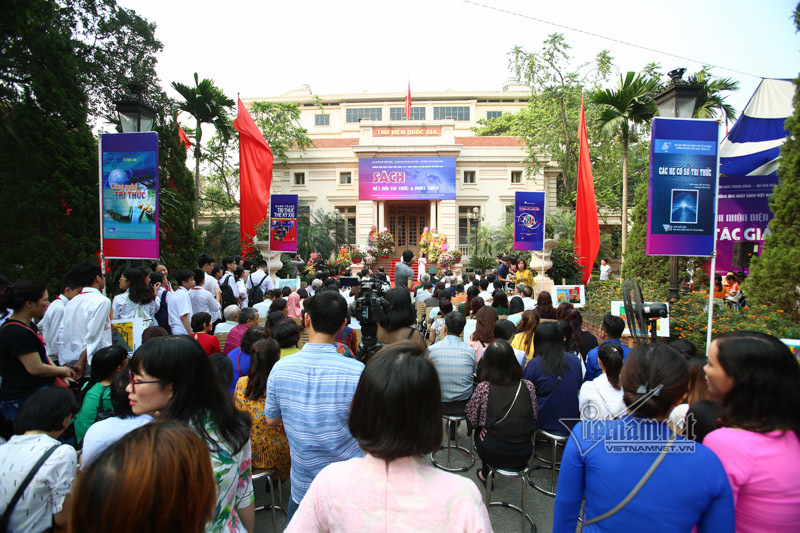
[438, 251, 456, 267]
[451, 250, 463, 264]
[363, 253, 376, 266]
[336, 247, 352, 265]
[418, 227, 449, 264]
[350, 248, 365, 261]
[367, 226, 396, 257]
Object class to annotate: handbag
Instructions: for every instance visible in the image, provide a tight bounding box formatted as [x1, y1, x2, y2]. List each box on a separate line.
[579, 433, 677, 530]
[0, 444, 61, 531]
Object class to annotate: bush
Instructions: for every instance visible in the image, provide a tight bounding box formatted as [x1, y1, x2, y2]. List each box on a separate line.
[584, 282, 798, 353]
[546, 243, 584, 285]
[469, 255, 497, 272]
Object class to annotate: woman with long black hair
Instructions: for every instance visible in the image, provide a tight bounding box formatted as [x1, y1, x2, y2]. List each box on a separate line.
[112, 268, 157, 321]
[522, 321, 582, 433]
[127, 335, 254, 532]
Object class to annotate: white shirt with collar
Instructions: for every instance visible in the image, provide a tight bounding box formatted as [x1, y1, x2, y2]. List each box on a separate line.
[203, 272, 219, 296]
[522, 297, 537, 311]
[168, 286, 193, 335]
[246, 269, 274, 293]
[252, 299, 272, 317]
[60, 287, 112, 366]
[189, 286, 221, 322]
[220, 271, 238, 300]
[38, 294, 69, 358]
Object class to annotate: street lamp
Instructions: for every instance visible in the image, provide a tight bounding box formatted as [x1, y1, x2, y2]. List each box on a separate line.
[468, 207, 482, 258]
[113, 84, 157, 133]
[653, 68, 702, 302]
[333, 208, 345, 251]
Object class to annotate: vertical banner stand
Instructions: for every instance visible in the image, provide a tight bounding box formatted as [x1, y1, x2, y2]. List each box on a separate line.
[706, 121, 723, 356]
[98, 137, 107, 296]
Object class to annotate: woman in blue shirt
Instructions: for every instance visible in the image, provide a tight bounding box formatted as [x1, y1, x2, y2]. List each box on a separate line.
[522, 322, 583, 433]
[553, 343, 734, 533]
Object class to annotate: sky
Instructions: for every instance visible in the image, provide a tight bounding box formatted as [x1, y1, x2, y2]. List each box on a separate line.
[119, 0, 799, 124]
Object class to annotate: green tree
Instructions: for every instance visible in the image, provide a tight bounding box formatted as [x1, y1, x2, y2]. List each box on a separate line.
[591, 72, 660, 259]
[172, 74, 234, 229]
[249, 102, 316, 166]
[297, 209, 338, 261]
[202, 216, 241, 260]
[747, 38, 800, 315]
[689, 67, 739, 124]
[621, 180, 671, 284]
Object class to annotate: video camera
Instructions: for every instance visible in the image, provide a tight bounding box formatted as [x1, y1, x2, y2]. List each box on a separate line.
[351, 280, 389, 363]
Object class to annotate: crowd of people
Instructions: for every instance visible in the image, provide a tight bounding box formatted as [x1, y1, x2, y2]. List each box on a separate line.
[0, 249, 797, 532]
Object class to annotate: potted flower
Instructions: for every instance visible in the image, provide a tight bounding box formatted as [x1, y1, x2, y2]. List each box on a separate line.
[363, 253, 376, 267]
[438, 251, 456, 268]
[350, 248, 365, 264]
[452, 249, 463, 264]
[368, 226, 396, 258]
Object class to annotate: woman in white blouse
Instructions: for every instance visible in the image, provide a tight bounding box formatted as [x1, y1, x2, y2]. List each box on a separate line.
[578, 342, 625, 420]
[111, 268, 158, 320]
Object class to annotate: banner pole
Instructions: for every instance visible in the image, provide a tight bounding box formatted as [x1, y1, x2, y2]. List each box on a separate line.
[98, 135, 106, 296]
[706, 120, 723, 356]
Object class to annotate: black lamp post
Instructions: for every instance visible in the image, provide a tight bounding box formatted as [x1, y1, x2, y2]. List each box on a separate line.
[468, 207, 482, 258]
[113, 84, 157, 133]
[333, 208, 345, 251]
[653, 69, 701, 302]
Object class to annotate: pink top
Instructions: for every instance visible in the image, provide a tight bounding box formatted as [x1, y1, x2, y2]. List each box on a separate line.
[287, 293, 302, 319]
[704, 427, 800, 532]
[288, 454, 492, 532]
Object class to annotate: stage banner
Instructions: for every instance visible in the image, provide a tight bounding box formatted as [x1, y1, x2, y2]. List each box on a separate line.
[715, 175, 778, 273]
[100, 132, 159, 259]
[646, 118, 719, 257]
[513, 191, 545, 251]
[358, 157, 456, 200]
[270, 194, 298, 253]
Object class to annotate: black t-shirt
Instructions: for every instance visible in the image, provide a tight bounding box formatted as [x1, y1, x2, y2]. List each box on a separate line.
[0, 319, 52, 400]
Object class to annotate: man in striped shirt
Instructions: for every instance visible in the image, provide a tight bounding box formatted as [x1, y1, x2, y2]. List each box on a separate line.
[265, 290, 364, 523]
[428, 311, 476, 415]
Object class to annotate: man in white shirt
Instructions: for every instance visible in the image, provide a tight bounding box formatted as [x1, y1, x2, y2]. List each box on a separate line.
[189, 269, 221, 323]
[521, 285, 537, 311]
[477, 278, 492, 303]
[198, 253, 222, 302]
[168, 270, 194, 335]
[415, 282, 433, 303]
[214, 305, 241, 335]
[219, 256, 240, 307]
[246, 260, 274, 296]
[60, 262, 112, 376]
[38, 273, 82, 363]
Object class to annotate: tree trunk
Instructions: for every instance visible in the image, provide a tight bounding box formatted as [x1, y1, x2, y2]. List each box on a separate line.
[194, 144, 201, 230]
[620, 135, 629, 265]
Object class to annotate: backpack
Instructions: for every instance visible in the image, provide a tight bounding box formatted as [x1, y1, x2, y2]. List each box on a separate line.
[248, 273, 268, 305]
[126, 294, 153, 329]
[153, 290, 171, 333]
[220, 275, 239, 309]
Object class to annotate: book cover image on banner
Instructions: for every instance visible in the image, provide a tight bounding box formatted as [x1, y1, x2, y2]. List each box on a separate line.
[270, 194, 298, 253]
[646, 118, 719, 257]
[358, 157, 456, 200]
[101, 132, 159, 259]
[513, 191, 545, 251]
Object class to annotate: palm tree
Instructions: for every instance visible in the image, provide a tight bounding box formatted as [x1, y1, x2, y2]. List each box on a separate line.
[172, 74, 234, 229]
[689, 68, 739, 125]
[591, 72, 660, 261]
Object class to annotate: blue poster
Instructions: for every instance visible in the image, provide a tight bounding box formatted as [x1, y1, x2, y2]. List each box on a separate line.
[646, 118, 719, 256]
[100, 132, 159, 259]
[358, 157, 456, 200]
[514, 192, 545, 251]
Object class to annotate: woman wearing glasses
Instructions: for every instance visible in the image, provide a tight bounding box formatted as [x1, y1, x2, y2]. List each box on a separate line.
[126, 335, 254, 532]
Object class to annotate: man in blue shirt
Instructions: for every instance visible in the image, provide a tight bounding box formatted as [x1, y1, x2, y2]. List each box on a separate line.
[265, 290, 364, 522]
[428, 312, 476, 415]
[584, 314, 631, 382]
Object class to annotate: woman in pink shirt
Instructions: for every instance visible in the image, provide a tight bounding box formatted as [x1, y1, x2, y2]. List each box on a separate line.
[703, 331, 800, 532]
[288, 340, 491, 532]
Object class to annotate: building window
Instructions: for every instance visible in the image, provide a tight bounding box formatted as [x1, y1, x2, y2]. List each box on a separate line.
[487, 111, 503, 120]
[463, 170, 476, 184]
[334, 206, 357, 245]
[505, 205, 515, 225]
[433, 106, 470, 121]
[511, 171, 523, 184]
[389, 107, 426, 120]
[458, 206, 481, 246]
[345, 108, 382, 123]
[314, 114, 330, 126]
[339, 172, 352, 185]
[294, 172, 305, 186]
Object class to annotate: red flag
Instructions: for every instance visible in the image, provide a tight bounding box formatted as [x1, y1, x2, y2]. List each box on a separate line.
[404, 82, 411, 120]
[233, 98, 273, 255]
[574, 94, 600, 285]
[177, 124, 192, 151]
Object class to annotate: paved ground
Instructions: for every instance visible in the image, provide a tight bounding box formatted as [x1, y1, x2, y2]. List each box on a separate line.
[254, 423, 560, 532]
